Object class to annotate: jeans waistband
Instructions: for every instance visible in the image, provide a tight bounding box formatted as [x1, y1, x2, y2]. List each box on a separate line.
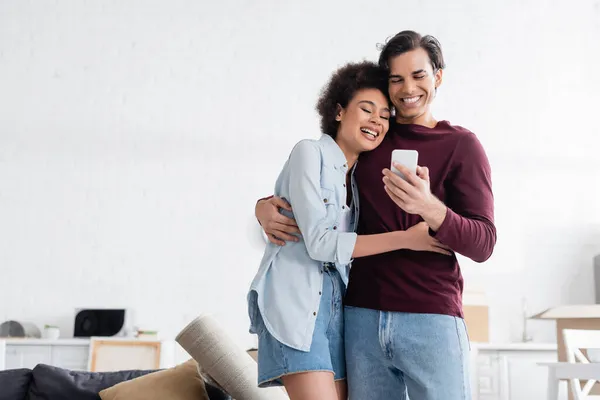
[322, 262, 337, 271]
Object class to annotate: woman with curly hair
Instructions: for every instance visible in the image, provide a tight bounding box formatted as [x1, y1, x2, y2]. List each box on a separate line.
[247, 61, 450, 400]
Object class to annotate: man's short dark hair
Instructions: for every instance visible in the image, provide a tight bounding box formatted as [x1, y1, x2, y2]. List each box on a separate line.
[378, 30, 446, 72]
[316, 61, 389, 138]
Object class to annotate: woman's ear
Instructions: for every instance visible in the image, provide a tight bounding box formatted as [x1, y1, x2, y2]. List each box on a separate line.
[335, 104, 343, 122]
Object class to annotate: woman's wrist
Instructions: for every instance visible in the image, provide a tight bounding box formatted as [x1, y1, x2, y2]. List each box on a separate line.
[395, 230, 410, 250]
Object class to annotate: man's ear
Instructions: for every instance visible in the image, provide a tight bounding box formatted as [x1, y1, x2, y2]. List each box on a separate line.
[434, 68, 443, 89]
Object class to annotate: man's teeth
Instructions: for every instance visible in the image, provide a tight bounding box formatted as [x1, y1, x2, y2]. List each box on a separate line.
[402, 96, 420, 104]
[360, 128, 378, 137]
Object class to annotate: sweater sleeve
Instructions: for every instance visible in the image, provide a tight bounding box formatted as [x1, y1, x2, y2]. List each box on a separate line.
[431, 133, 497, 262]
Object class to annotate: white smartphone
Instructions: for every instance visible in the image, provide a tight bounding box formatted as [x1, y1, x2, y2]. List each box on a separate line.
[391, 149, 419, 180]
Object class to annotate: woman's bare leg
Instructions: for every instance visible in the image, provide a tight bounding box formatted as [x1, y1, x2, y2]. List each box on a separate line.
[335, 379, 348, 400]
[282, 371, 338, 400]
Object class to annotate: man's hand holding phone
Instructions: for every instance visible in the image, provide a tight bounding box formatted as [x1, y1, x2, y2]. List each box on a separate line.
[383, 149, 448, 231]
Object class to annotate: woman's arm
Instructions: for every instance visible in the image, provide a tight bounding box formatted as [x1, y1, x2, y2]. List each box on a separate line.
[255, 196, 451, 256]
[352, 222, 451, 258]
[285, 141, 452, 264]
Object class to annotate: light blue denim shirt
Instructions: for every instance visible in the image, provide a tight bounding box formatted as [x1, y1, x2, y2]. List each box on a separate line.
[248, 134, 359, 352]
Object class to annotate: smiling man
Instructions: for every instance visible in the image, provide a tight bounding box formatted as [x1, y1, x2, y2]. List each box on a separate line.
[256, 30, 496, 399]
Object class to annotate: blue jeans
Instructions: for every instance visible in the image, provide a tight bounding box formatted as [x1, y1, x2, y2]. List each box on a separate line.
[344, 306, 471, 400]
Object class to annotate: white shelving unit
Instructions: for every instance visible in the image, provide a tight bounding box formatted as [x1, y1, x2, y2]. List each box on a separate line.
[471, 342, 559, 400]
[0, 338, 176, 371]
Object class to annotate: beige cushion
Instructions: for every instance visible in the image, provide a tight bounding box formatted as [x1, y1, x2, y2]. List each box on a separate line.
[99, 359, 209, 400]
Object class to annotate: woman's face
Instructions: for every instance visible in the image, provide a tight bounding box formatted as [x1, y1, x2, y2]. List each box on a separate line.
[336, 88, 390, 154]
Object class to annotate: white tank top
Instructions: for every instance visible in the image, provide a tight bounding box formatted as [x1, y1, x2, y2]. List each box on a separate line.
[338, 201, 354, 233]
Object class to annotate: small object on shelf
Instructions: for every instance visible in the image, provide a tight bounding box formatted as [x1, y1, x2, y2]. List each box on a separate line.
[0, 320, 41, 338]
[43, 325, 61, 340]
[73, 308, 130, 337]
[135, 329, 159, 339]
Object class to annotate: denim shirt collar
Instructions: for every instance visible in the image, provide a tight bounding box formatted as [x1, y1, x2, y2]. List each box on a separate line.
[319, 134, 350, 171]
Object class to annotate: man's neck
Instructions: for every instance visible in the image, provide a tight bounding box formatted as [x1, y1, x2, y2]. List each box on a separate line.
[396, 113, 438, 129]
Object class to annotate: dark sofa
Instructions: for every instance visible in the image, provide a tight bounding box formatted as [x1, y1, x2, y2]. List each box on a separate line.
[0, 364, 231, 400]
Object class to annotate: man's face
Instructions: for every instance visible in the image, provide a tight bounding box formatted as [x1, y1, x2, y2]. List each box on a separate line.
[387, 48, 443, 125]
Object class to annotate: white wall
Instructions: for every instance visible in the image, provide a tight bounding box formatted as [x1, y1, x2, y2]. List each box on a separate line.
[0, 0, 599, 352]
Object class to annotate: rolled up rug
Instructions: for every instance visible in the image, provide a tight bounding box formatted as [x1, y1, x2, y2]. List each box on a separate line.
[176, 315, 288, 400]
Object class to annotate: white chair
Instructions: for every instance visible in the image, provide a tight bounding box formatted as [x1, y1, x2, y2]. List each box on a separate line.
[541, 329, 600, 400]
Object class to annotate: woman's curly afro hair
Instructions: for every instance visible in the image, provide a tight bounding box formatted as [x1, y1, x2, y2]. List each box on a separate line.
[316, 61, 389, 138]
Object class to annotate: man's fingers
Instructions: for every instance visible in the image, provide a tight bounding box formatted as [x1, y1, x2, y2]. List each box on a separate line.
[391, 163, 420, 187]
[270, 221, 301, 236]
[383, 168, 414, 191]
[384, 185, 407, 208]
[383, 170, 419, 201]
[274, 213, 298, 228]
[267, 230, 299, 242]
[416, 166, 430, 181]
[271, 196, 292, 211]
[383, 177, 409, 200]
[267, 234, 286, 246]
